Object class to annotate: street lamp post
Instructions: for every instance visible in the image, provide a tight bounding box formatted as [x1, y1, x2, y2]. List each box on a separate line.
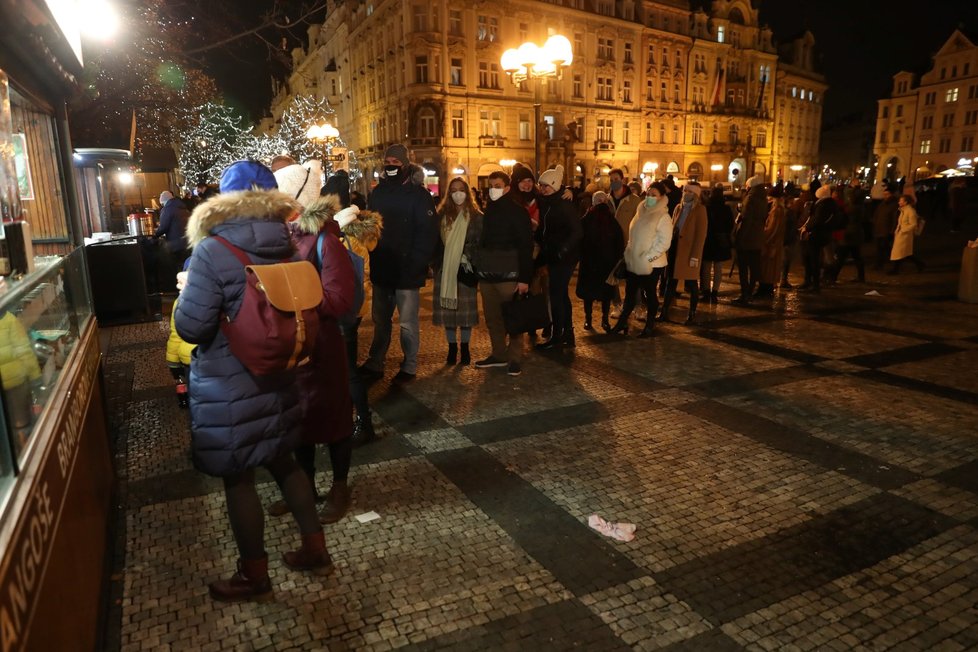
[305, 123, 340, 161]
[501, 35, 573, 177]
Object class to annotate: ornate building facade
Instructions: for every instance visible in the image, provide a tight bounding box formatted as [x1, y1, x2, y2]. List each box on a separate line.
[264, 0, 826, 194]
[873, 30, 978, 184]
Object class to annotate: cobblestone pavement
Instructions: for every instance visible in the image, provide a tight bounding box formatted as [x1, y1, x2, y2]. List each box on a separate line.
[101, 231, 978, 651]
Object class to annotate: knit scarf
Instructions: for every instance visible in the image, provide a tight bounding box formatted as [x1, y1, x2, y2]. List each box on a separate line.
[439, 211, 469, 309]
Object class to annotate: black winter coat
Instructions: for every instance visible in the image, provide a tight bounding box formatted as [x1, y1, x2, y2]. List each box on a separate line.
[367, 172, 437, 288]
[479, 193, 534, 284]
[576, 203, 623, 301]
[535, 190, 583, 267]
[703, 202, 734, 262]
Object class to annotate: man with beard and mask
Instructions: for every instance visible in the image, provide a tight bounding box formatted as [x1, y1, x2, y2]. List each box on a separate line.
[359, 144, 438, 382]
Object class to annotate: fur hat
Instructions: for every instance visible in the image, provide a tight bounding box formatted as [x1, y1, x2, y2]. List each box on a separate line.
[511, 163, 536, 187]
[538, 164, 564, 190]
[159, 190, 174, 205]
[746, 175, 765, 189]
[591, 190, 611, 206]
[683, 183, 702, 197]
[815, 185, 832, 200]
[220, 160, 277, 193]
[384, 143, 409, 166]
[273, 160, 323, 209]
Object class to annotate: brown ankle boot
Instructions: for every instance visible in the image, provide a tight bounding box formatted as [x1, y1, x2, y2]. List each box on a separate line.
[318, 481, 351, 524]
[282, 531, 334, 573]
[208, 556, 273, 602]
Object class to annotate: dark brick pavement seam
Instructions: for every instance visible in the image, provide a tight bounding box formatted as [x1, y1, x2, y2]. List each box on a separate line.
[658, 627, 745, 651]
[428, 446, 647, 598]
[679, 400, 920, 490]
[813, 315, 939, 343]
[652, 493, 957, 626]
[690, 329, 827, 364]
[458, 393, 663, 445]
[854, 369, 978, 406]
[933, 460, 978, 495]
[403, 598, 632, 651]
[370, 385, 452, 434]
[842, 342, 964, 369]
[687, 364, 838, 398]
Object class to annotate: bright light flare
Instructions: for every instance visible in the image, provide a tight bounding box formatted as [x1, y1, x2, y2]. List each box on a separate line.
[78, 0, 120, 40]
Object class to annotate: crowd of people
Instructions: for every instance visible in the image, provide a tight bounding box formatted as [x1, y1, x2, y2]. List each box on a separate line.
[165, 142, 932, 603]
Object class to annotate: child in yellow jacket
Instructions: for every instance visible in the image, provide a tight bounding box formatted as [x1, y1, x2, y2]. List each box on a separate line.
[166, 261, 196, 407]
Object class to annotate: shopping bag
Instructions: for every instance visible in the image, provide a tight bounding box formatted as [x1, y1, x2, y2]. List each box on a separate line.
[501, 292, 550, 335]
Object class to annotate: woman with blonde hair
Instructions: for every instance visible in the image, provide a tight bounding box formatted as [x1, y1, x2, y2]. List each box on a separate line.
[433, 177, 484, 364]
[888, 194, 925, 274]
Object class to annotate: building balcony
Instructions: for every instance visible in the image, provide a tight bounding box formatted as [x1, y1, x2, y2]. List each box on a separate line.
[594, 140, 615, 151]
[409, 137, 441, 148]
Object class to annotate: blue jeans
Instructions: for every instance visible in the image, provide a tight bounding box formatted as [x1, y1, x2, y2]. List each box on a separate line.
[365, 286, 420, 375]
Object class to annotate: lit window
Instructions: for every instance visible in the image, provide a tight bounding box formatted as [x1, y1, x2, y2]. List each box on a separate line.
[946, 87, 959, 102]
[717, 25, 725, 43]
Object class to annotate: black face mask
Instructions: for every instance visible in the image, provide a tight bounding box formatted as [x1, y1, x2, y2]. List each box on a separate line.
[385, 165, 402, 179]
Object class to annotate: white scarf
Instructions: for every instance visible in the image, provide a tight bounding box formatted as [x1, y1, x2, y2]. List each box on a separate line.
[440, 211, 469, 309]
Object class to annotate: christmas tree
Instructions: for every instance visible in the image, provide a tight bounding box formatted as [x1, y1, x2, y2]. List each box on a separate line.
[276, 95, 359, 178]
[177, 102, 248, 186]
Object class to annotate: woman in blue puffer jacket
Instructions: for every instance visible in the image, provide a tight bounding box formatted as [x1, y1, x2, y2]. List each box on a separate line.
[174, 160, 333, 602]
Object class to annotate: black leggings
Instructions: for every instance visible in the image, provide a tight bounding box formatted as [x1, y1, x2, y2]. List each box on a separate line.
[295, 438, 353, 486]
[620, 269, 663, 323]
[223, 453, 320, 560]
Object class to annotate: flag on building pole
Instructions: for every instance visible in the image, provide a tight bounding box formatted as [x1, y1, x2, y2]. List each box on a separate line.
[711, 60, 725, 106]
[128, 109, 136, 154]
[755, 78, 767, 110]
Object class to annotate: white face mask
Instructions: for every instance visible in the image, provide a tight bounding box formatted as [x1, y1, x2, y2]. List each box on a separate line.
[488, 187, 505, 201]
[451, 191, 467, 205]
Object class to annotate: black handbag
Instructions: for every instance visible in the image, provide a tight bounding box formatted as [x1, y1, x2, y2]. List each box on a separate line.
[474, 248, 519, 282]
[605, 258, 627, 285]
[458, 264, 479, 288]
[501, 292, 550, 335]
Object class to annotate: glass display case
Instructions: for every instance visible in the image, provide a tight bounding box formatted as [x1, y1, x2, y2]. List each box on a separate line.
[0, 249, 91, 499]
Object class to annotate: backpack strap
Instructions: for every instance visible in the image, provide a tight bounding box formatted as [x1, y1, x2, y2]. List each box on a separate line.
[315, 231, 326, 271]
[213, 235, 252, 266]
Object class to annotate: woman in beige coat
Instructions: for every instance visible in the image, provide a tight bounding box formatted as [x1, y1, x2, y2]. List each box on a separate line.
[660, 183, 708, 324]
[888, 194, 925, 274]
[757, 186, 787, 297]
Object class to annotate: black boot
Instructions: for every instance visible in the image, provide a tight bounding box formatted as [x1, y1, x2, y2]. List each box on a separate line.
[636, 321, 654, 338]
[658, 294, 673, 321]
[459, 343, 471, 365]
[583, 307, 593, 331]
[562, 328, 576, 347]
[351, 414, 376, 446]
[685, 293, 698, 325]
[610, 319, 629, 335]
[446, 343, 458, 365]
[209, 556, 273, 602]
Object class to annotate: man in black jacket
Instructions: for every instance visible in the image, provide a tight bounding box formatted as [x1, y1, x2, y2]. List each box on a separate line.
[360, 144, 437, 382]
[474, 171, 534, 376]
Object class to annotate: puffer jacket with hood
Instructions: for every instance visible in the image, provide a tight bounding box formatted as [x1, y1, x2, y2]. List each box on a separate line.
[624, 197, 673, 276]
[289, 195, 357, 444]
[334, 203, 383, 323]
[174, 189, 304, 477]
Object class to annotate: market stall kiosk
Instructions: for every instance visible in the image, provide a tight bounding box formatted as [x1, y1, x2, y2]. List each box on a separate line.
[0, 2, 111, 650]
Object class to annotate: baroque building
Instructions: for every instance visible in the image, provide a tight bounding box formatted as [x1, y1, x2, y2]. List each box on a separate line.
[873, 30, 978, 184]
[263, 0, 826, 194]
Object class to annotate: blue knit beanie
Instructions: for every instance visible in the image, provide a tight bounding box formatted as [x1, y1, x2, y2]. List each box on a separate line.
[220, 160, 278, 193]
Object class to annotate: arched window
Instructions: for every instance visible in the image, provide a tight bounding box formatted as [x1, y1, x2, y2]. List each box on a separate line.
[728, 123, 739, 144]
[692, 122, 703, 145]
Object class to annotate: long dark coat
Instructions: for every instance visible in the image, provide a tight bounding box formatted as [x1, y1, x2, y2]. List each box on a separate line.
[291, 196, 356, 444]
[175, 190, 304, 477]
[576, 203, 624, 301]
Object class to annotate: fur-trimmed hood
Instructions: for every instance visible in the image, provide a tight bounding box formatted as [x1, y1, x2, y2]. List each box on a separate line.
[342, 209, 383, 251]
[294, 194, 341, 235]
[187, 190, 301, 248]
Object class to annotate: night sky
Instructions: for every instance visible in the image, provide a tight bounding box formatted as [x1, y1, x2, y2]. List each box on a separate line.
[212, 1, 978, 126]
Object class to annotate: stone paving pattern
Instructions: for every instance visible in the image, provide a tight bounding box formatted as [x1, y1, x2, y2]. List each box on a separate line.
[101, 233, 978, 650]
